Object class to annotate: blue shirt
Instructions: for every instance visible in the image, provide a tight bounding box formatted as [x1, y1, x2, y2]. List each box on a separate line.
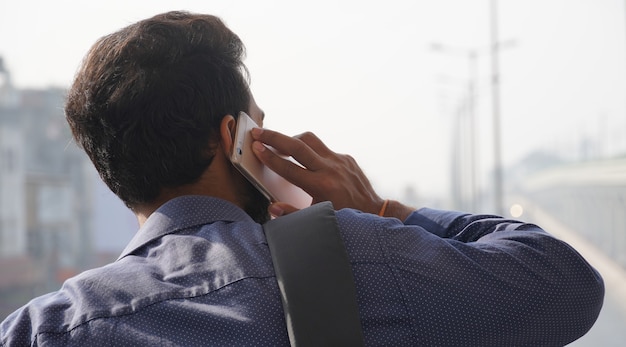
[1, 196, 604, 346]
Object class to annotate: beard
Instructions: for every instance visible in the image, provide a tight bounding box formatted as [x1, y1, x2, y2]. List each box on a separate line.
[229, 164, 271, 223]
[242, 179, 271, 223]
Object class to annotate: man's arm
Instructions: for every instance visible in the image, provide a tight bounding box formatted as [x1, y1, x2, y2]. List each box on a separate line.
[376, 208, 605, 345]
[252, 128, 604, 344]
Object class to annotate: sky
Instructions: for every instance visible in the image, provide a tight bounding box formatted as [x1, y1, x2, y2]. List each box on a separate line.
[1, 0, 625, 206]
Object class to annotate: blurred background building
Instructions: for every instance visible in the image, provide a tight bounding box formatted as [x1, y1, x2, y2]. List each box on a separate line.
[0, 59, 97, 317]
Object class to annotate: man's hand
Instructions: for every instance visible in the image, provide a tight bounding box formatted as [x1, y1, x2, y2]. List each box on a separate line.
[251, 128, 414, 220]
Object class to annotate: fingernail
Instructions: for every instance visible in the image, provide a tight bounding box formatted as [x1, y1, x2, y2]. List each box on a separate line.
[252, 141, 265, 152]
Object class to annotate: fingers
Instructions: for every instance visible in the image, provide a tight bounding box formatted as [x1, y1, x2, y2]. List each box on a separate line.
[252, 140, 307, 183]
[293, 131, 333, 157]
[268, 202, 300, 217]
[251, 128, 325, 172]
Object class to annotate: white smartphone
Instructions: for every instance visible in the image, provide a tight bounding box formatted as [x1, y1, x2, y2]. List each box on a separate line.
[230, 112, 312, 209]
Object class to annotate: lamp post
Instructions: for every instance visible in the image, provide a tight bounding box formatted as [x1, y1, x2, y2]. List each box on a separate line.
[432, 0, 516, 214]
[431, 43, 480, 212]
[490, 0, 504, 216]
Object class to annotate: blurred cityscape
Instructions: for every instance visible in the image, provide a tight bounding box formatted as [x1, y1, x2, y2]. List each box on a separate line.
[0, 57, 135, 318]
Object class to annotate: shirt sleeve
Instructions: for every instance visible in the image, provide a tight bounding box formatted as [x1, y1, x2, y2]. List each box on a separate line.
[389, 207, 605, 345]
[404, 207, 537, 241]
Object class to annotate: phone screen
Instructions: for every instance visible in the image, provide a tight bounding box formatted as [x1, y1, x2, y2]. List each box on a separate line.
[230, 112, 312, 209]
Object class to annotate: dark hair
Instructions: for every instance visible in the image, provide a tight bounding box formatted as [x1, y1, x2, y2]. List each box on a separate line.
[65, 11, 250, 208]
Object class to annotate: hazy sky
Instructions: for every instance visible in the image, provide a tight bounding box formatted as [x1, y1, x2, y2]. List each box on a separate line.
[1, 0, 625, 203]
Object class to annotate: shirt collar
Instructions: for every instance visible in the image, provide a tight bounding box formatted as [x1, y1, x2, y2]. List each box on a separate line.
[117, 195, 255, 261]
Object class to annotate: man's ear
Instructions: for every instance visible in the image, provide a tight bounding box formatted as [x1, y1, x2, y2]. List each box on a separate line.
[219, 115, 237, 156]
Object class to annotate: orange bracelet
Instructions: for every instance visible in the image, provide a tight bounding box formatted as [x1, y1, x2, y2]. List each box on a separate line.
[378, 199, 389, 216]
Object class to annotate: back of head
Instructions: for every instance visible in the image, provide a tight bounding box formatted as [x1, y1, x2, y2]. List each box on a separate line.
[65, 11, 250, 209]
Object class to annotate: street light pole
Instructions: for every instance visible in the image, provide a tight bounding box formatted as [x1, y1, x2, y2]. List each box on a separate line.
[490, 0, 504, 216]
[430, 44, 480, 212]
[468, 51, 478, 211]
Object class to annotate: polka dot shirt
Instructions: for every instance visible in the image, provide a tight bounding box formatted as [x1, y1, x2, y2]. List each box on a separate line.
[0, 196, 604, 346]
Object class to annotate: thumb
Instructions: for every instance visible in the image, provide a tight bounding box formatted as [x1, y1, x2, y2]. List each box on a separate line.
[269, 202, 300, 218]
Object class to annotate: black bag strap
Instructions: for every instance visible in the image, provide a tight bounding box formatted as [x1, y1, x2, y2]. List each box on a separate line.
[263, 201, 365, 347]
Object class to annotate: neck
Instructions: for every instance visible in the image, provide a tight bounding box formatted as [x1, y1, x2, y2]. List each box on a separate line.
[133, 153, 250, 227]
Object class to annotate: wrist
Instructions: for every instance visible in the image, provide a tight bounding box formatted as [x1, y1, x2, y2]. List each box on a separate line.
[377, 199, 390, 216]
[380, 199, 415, 221]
